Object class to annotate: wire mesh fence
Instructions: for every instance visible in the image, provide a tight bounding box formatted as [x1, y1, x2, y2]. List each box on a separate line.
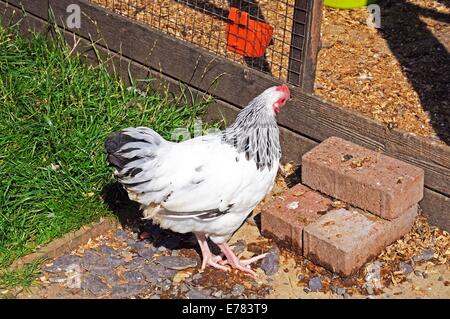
[89, 0, 313, 85]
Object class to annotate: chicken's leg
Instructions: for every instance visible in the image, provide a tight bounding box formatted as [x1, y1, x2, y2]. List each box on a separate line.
[195, 233, 229, 271]
[218, 243, 267, 277]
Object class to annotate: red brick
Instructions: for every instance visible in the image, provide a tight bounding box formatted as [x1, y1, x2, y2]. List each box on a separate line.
[303, 205, 417, 276]
[261, 184, 332, 254]
[302, 137, 424, 220]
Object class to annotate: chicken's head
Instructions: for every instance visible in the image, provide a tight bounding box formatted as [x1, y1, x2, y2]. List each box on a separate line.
[258, 84, 291, 115]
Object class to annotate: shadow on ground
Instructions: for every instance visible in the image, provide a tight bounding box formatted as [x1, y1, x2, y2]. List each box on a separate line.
[101, 182, 207, 253]
[379, 0, 450, 144]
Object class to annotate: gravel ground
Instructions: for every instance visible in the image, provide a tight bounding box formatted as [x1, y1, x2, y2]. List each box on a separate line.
[4, 167, 447, 299]
[12, 178, 449, 299]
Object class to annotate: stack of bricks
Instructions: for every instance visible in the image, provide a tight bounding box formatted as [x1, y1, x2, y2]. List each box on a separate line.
[261, 137, 424, 276]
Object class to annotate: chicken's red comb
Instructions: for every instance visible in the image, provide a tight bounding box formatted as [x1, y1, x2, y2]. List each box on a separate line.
[276, 84, 290, 96]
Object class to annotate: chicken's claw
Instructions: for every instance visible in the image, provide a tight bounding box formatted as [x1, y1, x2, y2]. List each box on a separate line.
[218, 244, 267, 278]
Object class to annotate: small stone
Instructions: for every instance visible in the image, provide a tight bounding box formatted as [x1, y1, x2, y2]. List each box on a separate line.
[179, 284, 189, 293]
[323, 275, 331, 283]
[90, 266, 115, 278]
[232, 240, 246, 255]
[47, 275, 66, 284]
[187, 289, 212, 299]
[308, 276, 323, 292]
[212, 290, 223, 298]
[343, 293, 350, 299]
[438, 276, 444, 281]
[129, 241, 147, 251]
[107, 255, 126, 268]
[43, 255, 81, 273]
[82, 274, 109, 296]
[154, 256, 198, 270]
[123, 270, 146, 284]
[414, 270, 423, 277]
[81, 250, 109, 270]
[202, 288, 213, 295]
[364, 261, 383, 289]
[150, 294, 160, 299]
[422, 272, 429, 279]
[137, 248, 155, 260]
[125, 257, 146, 270]
[261, 245, 280, 276]
[366, 285, 374, 295]
[231, 284, 245, 296]
[115, 229, 129, 241]
[399, 261, 414, 275]
[141, 262, 176, 283]
[103, 270, 120, 286]
[157, 246, 167, 252]
[161, 282, 171, 291]
[171, 250, 179, 256]
[98, 245, 118, 256]
[412, 249, 434, 262]
[112, 284, 147, 297]
[303, 287, 311, 294]
[192, 273, 202, 281]
[127, 239, 137, 246]
[331, 285, 346, 296]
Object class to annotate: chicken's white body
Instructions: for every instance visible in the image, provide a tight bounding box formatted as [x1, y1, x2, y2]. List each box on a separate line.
[109, 129, 278, 244]
[105, 85, 290, 275]
[150, 134, 278, 243]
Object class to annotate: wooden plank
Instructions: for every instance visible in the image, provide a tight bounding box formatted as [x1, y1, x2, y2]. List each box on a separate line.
[300, 0, 322, 92]
[0, 0, 49, 36]
[5, 0, 48, 19]
[48, 0, 450, 197]
[420, 188, 450, 232]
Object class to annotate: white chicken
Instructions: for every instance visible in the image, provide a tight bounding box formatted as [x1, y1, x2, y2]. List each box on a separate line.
[105, 84, 290, 276]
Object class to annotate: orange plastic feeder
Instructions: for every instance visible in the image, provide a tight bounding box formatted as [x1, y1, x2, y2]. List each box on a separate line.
[226, 7, 273, 58]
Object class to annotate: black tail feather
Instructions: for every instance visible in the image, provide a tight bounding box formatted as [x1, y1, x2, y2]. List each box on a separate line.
[104, 131, 142, 170]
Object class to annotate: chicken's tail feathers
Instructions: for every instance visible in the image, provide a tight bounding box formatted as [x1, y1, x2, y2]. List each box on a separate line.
[104, 127, 165, 171]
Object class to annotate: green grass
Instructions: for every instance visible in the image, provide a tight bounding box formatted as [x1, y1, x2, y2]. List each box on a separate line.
[0, 24, 212, 287]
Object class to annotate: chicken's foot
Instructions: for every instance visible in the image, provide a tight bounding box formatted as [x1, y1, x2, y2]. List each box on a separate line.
[218, 243, 267, 277]
[195, 233, 229, 271]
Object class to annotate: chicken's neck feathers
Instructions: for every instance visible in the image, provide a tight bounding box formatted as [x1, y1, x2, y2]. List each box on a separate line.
[220, 96, 281, 170]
